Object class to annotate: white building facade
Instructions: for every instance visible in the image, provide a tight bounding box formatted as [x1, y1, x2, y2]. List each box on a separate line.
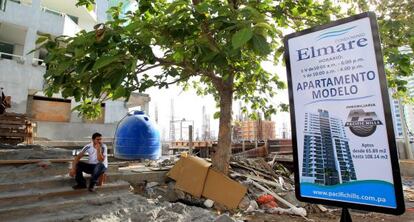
[0, 0, 149, 140]
[389, 77, 414, 141]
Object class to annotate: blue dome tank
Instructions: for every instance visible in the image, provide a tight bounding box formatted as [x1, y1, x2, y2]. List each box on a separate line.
[114, 111, 161, 160]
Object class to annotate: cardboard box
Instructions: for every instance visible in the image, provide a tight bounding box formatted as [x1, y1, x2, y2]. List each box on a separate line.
[167, 155, 247, 209]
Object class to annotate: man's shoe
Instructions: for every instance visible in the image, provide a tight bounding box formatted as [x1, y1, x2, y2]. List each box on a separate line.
[88, 187, 96, 192]
[72, 184, 87, 190]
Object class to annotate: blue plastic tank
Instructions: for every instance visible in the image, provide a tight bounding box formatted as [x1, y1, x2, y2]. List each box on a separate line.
[114, 111, 161, 160]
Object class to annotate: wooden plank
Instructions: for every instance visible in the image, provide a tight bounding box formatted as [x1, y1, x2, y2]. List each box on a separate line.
[0, 128, 26, 134]
[231, 171, 284, 190]
[0, 138, 23, 145]
[1, 112, 27, 117]
[0, 132, 28, 138]
[0, 120, 27, 125]
[0, 159, 73, 164]
[0, 116, 27, 121]
[0, 124, 25, 129]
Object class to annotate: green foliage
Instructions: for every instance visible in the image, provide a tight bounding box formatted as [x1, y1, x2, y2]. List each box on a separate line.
[343, 0, 414, 103]
[232, 28, 253, 49]
[39, 0, 344, 120]
[72, 100, 103, 120]
[75, 0, 95, 10]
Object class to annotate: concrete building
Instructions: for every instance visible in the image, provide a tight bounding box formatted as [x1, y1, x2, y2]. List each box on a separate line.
[232, 119, 276, 142]
[301, 110, 356, 185]
[389, 81, 414, 140]
[390, 97, 404, 138]
[404, 76, 414, 137]
[0, 0, 149, 140]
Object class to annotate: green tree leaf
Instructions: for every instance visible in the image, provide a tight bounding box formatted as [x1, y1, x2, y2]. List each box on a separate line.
[112, 87, 126, 100]
[232, 27, 253, 49]
[252, 35, 270, 55]
[92, 55, 119, 70]
[36, 36, 49, 44]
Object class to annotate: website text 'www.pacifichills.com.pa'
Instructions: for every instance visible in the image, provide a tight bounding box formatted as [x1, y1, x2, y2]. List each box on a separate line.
[313, 190, 386, 203]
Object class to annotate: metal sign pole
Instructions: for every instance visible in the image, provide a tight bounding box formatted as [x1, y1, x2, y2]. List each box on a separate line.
[340, 208, 352, 222]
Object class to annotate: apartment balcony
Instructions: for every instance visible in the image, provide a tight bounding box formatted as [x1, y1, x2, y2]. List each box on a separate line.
[39, 8, 82, 37]
[0, 0, 83, 37]
[42, 0, 97, 25]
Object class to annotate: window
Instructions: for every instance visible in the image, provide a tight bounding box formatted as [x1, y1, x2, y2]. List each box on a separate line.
[0, 42, 14, 59]
[0, 0, 6, 11]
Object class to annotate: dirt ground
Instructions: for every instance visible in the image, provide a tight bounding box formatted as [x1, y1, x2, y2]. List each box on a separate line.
[242, 209, 414, 222]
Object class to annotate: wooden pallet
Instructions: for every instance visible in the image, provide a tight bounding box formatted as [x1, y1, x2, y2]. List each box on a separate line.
[0, 113, 33, 145]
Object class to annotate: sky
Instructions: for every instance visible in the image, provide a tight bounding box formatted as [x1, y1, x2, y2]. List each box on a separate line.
[118, 0, 369, 141]
[141, 62, 292, 141]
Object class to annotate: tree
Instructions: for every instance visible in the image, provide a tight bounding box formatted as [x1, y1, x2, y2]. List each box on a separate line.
[37, 0, 347, 174]
[343, 0, 414, 102]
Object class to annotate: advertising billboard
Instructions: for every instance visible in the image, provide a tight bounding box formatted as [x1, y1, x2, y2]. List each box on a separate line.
[284, 12, 405, 215]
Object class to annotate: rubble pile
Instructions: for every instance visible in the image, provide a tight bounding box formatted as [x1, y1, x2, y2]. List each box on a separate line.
[403, 177, 414, 202]
[145, 154, 327, 220]
[229, 157, 310, 217]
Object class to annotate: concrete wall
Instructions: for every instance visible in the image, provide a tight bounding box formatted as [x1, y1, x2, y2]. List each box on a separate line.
[105, 100, 128, 123]
[35, 121, 117, 141]
[13, 44, 24, 56]
[0, 59, 45, 113]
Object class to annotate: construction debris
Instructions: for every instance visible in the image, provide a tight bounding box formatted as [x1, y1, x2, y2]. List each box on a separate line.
[228, 157, 312, 219]
[162, 153, 317, 220]
[233, 145, 268, 158]
[403, 180, 414, 202]
[167, 155, 247, 209]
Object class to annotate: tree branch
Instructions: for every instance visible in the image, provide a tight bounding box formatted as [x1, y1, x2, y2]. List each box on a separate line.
[204, 70, 224, 91]
[135, 63, 162, 74]
[228, 0, 239, 9]
[164, 75, 191, 86]
[190, 0, 221, 53]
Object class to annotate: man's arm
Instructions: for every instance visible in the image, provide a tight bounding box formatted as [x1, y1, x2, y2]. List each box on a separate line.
[96, 144, 105, 162]
[69, 149, 86, 177]
[72, 152, 85, 167]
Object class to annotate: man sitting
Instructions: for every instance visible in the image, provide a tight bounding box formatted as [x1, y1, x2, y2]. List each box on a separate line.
[69, 132, 108, 192]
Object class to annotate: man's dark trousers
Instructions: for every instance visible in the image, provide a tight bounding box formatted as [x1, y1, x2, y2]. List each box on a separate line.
[75, 162, 106, 188]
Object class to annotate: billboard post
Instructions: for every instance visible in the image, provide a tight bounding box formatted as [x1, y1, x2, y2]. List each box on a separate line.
[284, 12, 405, 220]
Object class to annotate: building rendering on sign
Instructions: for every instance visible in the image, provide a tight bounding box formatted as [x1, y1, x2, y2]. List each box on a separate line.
[0, 0, 149, 140]
[301, 109, 357, 185]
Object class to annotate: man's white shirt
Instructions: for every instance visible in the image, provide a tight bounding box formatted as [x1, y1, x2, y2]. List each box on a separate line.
[80, 143, 108, 168]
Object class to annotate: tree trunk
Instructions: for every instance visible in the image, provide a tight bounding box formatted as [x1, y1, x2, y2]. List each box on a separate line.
[212, 88, 233, 175]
